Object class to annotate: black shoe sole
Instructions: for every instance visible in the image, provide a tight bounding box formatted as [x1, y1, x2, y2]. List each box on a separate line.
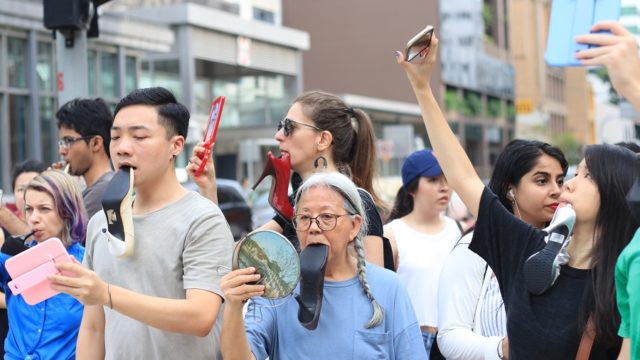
[101, 167, 135, 257]
[523, 225, 570, 295]
[295, 243, 329, 330]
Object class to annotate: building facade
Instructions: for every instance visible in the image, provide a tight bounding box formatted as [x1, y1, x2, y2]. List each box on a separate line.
[0, 0, 308, 190]
[282, 0, 515, 179]
[510, 0, 595, 160]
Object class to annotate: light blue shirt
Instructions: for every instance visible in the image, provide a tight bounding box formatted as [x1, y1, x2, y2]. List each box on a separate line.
[246, 263, 426, 360]
[0, 242, 84, 360]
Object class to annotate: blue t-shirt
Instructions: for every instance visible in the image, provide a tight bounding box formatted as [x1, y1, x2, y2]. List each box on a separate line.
[245, 263, 425, 360]
[0, 242, 84, 360]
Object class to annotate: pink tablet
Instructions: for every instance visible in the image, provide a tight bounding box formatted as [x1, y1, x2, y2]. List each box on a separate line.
[5, 237, 73, 305]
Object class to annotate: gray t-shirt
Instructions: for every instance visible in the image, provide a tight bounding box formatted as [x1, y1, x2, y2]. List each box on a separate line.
[82, 171, 114, 218]
[84, 191, 234, 359]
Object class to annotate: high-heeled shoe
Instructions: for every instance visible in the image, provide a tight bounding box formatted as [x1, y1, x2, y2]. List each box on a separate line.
[294, 243, 329, 330]
[253, 152, 294, 221]
[523, 204, 576, 295]
[101, 166, 135, 258]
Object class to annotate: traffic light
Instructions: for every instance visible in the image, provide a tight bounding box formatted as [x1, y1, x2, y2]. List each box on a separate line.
[87, 0, 112, 38]
[43, 0, 110, 47]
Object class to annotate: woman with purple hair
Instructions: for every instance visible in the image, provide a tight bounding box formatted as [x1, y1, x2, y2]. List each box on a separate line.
[0, 169, 86, 359]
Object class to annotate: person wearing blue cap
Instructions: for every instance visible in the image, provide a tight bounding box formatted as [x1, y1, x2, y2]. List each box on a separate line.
[384, 149, 462, 357]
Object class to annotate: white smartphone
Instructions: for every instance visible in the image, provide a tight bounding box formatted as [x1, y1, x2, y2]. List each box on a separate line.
[405, 25, 434, 62]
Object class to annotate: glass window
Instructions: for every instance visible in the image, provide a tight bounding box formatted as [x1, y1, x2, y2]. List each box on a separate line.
[150, 59, 182, 100]
[9, 95, 29, 165]
[40, 97, 57, 164]
[8, 37, 27, 88]
[125, 56, 137, 93]
[253, 7, 275, 24]
[88, 49, 98, 96]
[101, 52, 118, 98]
[37, 42, 54, 92]
[212, 73, 295, 128]
[195, 78, 211, 114]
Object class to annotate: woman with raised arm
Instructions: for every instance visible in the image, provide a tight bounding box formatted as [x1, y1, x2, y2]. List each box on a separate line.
[437, 139, 567, 360]
[396, 34, 639, 359]
[219, 172, 423, 360]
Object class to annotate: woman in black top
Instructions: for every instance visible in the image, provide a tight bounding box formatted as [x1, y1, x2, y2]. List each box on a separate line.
[188, 91, 388, 268]
[261, 91, 386, 267]
[396, 35, 639, 359]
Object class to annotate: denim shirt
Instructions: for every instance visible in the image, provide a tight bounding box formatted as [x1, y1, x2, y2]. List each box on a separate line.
[0, 242, 84, 360]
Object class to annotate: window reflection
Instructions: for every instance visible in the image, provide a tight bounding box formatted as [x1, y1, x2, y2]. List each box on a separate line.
[101, 52, 117, 98]
[9, 95, 28, 165]
[88, 49, 97, 96]
[8, 37, 27, 88]
[40, 97, 57, 164]
[125, 56, 137, 93]
[37, 42, 54, 92]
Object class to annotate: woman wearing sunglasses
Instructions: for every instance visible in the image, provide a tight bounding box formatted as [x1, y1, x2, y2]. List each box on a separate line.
[188, 91, 389, 268]
[220, 172, 424, 359]
[396, 35, 639, 359]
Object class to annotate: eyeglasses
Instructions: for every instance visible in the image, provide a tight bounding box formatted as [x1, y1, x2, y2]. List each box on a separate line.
[57, 136, 93, 149]
[293, 213, 353, 232]
[277, 118, 323, 137]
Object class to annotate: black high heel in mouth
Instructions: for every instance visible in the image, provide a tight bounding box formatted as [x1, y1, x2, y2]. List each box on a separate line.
[294, 243, 329, 330]
[523, 205, 576, 295]
[101, 166, 135, 257]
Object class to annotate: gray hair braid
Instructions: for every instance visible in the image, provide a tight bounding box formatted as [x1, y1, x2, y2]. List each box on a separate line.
[353, 227, 384, 328]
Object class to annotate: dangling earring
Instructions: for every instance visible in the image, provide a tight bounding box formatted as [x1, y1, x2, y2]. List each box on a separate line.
[314, 156, 328, 170]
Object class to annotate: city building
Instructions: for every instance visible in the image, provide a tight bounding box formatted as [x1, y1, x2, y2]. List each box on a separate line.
[0, 0, 309, 190]
[510, 0, 597, 161]
[282, 0, 515, 179]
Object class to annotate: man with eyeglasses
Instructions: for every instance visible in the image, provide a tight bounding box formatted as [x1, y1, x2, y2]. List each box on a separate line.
[56, 98, 114, 218]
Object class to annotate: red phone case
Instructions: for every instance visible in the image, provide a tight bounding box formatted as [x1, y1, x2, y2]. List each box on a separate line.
[195, 96, 226, 177]
[5, 237, 73, 305]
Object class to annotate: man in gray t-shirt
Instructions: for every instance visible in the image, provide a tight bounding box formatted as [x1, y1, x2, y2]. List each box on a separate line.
[51, 88, 234, 359]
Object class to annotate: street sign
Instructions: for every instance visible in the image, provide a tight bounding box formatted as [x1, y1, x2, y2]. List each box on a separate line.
[516, 99, 534, 114]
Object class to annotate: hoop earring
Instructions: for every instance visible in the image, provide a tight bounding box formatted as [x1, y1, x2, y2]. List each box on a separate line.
[314, 156, 328, 170]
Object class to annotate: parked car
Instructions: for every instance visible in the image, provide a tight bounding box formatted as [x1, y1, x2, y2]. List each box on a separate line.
[182, 179, 253, 241]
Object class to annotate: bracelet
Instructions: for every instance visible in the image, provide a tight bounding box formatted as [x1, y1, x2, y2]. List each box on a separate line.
[497, 338, 504, 359]
[107, 283, 113, 309]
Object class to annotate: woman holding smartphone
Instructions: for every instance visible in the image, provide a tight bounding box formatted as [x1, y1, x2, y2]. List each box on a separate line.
[396, 34, 638, 359]
[0, 170, 86, 360]
[437, 139, 567, 360]
[188, 90, 389, 267]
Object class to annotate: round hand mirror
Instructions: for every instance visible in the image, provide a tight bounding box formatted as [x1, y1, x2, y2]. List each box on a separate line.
[232, 230, 300, 299]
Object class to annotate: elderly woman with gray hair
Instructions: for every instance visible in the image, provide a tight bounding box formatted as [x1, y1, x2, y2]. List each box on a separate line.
[220, 172, 424, 359]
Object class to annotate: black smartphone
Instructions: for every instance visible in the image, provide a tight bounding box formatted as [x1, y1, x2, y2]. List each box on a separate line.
[405, 25, 434, 62]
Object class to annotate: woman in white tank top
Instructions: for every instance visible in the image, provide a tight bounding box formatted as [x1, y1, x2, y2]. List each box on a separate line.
[383, 149, 461, 358]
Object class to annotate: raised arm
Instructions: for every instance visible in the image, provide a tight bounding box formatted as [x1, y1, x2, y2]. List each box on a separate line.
[575, 21, 640, 110]
[186, 142, 218, 204]
[0, 207, 29, 236]
[220, 267, 265, 360]
[396, 36, 485, 218]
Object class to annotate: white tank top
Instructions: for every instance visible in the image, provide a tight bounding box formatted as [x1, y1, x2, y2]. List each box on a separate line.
[387, 216, 461, 327]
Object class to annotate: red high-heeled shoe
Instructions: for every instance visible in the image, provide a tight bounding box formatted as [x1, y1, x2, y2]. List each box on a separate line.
[253, 152, 294, 221]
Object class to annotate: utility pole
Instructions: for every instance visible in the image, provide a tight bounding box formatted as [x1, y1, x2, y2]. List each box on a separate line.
[43, 0, 109, 104]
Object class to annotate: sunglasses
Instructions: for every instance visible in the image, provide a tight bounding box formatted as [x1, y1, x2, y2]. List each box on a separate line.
[277, 118, 323, 137]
